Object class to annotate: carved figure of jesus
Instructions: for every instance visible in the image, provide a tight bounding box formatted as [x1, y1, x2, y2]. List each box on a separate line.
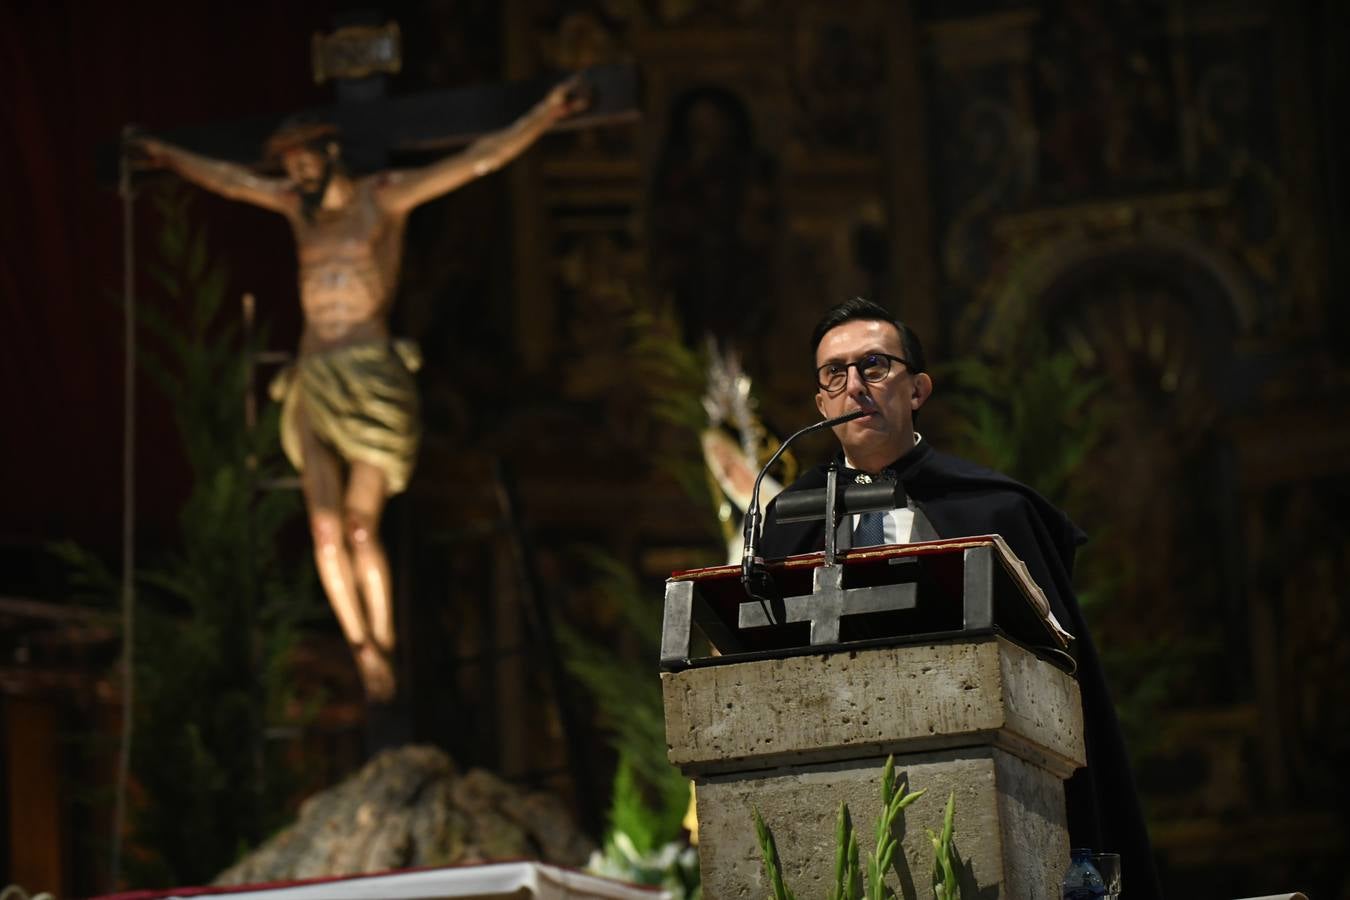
[136, 77, 587, 702]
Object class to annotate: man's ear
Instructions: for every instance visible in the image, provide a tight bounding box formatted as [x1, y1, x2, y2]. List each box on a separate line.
[815, 389, 827, 418]
[911, 372, 933, 411]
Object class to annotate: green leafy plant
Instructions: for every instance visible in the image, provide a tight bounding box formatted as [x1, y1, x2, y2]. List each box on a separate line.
[559, 549, 698, 897]
[753, 809, 796, 900]
[56, 187, 316, 886]
[830, 803, 862, 900]
[558, 550, 691, 838]
[561, 298, 741, 899]
[626, 300, 723, 529]
[941, 334, 1107, 512]
[754, 756, 941, 900]
[587, 753, 700, 897]
[926, 791, 958, 900]
[866, 758, 927, 900]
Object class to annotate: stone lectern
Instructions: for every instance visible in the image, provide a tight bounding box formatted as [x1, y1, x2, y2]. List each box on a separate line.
[659, 536, 1085, 899]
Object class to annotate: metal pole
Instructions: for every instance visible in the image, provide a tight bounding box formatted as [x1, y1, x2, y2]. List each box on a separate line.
[110, 127, 138, 889]
[491, 460, 601, 836]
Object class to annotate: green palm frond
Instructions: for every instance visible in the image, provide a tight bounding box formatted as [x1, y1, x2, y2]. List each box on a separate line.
[55, 184, 312, 884]
[941, 336, 1108, 509]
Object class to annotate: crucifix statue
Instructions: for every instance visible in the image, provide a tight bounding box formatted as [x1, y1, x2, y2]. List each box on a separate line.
[133, 75, 589, 702]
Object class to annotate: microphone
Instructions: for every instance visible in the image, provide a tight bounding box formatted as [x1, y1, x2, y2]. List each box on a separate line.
[741, 408, 871, 595]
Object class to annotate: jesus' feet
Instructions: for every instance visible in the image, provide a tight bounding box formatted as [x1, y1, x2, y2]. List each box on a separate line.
[354, 642, 396, 703]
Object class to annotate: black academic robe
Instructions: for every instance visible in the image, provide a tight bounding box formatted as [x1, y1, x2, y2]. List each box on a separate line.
[760, 440, 1164, 899]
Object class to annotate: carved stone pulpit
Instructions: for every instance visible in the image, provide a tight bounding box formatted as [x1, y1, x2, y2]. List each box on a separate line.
[659, 537, 1085, 898]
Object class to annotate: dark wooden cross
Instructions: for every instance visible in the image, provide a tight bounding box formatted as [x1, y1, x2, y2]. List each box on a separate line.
[100, 27, 637, 179]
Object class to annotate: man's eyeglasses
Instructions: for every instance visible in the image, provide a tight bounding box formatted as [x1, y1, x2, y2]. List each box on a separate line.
[816, 353, 910, 393]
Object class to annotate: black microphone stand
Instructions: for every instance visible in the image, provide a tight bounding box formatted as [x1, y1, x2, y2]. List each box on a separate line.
[740, 409, 869, 601]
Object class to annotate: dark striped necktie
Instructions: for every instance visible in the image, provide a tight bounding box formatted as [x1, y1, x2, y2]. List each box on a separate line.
[853, 510, 886, 547]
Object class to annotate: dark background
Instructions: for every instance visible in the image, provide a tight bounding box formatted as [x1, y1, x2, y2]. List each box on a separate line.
[3, 0, 1348, 897]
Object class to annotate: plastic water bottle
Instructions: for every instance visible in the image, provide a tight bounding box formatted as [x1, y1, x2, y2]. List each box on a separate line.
[1062, 847, 1107, 899]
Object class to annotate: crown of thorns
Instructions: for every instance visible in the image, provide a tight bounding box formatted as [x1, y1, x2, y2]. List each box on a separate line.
[263, 121, 341, 164]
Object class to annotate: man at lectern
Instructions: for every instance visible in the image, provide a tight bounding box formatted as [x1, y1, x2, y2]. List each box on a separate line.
[759, 297, 1162, 900]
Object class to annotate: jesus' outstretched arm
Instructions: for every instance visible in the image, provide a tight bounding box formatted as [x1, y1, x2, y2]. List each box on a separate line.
[376, 74, 589, 215]
[134, 135, 295, 216]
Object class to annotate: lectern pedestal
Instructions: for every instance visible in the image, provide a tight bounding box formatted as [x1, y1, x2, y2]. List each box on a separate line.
[659, 539, 1085, 898]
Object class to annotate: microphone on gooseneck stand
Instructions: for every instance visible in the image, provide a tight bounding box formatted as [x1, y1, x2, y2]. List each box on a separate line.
[741, 408, 871, 599]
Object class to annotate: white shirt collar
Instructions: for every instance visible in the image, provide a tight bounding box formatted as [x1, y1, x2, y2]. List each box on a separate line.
[844, 432, 922, 474]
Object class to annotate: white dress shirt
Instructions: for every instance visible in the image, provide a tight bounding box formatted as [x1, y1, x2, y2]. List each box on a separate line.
[843, 433, 937, 546]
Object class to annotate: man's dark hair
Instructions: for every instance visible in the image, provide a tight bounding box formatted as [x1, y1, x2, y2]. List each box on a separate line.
[810, 297, 926, 374]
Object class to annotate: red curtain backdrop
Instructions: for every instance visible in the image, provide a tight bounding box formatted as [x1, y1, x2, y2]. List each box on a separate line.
[0, 1, 336, 552]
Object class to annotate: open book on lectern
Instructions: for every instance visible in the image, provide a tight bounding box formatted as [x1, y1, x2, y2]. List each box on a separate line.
[659, 535, 1076, 672]
[820, 534, 1074, 648]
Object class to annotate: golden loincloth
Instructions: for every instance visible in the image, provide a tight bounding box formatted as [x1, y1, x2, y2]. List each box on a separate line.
[272, 340, 422, 495]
